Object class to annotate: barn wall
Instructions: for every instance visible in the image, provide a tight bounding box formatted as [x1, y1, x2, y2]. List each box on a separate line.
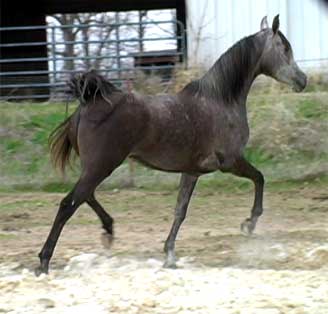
[0, 2, 50, 99]
[186, 0, 328, 68]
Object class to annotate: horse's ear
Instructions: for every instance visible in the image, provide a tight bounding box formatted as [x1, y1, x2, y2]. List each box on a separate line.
[260, 16, 269, 30]
[272, 14, 280, 34]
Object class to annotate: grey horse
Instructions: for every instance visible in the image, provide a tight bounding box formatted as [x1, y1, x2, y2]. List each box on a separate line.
[36, 15, 306, 275]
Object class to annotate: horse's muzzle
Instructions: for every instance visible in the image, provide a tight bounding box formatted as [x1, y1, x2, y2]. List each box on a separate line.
[293, 71, 307, 92]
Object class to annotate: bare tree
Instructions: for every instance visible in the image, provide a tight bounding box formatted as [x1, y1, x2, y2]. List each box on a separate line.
[49, 12, 136, 78]
[50, 14, 79, 71]
[186, 0, 217, 65]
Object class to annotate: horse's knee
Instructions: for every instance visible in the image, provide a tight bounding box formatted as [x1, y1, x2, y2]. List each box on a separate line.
[59, 193, 77, 211]
[60, 196, 72, 208]
[256, 172, 264, 186]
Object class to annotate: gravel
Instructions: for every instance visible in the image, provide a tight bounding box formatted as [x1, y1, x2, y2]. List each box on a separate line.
[1, 249, 327, 314]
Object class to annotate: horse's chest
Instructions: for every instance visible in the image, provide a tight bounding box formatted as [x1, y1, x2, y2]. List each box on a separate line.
[217, 111, 249, 150]
[196, 112, 249, 172]
[228, 122, 249, 148]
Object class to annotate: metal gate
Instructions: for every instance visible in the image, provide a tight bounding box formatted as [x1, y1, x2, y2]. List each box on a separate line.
[0, 19, 186, 101]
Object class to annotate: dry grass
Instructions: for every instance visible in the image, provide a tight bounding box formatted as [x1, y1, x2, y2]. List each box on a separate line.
[248, 93, 328, 158]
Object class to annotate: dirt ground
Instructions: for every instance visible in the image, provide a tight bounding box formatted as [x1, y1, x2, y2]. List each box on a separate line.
[0, 185, 327, 313]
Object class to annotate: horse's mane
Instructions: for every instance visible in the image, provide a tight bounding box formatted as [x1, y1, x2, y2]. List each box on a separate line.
[68, 70, 121, 105]
[182, 34, 261, 103]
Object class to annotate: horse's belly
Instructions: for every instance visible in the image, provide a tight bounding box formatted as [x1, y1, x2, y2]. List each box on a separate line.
[130, 147, 193, 172]
[130, 122, 200, 172]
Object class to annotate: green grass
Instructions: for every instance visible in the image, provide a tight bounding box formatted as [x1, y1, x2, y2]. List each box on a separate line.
[0, 92, 327, 193]
[0, 234, 18, 240]
[297, 98, 328, 120]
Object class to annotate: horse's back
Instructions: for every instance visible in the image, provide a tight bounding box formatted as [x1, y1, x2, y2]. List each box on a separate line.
[76, 89, 215, 173]
[130, 93, 216, 172]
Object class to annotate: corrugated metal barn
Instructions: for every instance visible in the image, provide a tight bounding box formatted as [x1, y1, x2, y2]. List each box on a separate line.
[186, 0, 328, 68]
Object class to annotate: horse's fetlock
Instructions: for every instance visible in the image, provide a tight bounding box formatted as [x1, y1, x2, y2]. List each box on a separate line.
[39, 250, 51, 261]
[164, 240, 174, 253]
[102, 224, 113, 235]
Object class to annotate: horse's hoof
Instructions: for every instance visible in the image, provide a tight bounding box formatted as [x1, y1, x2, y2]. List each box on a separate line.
[103, 223, 114, 237]
[163, 261, 177, 269]
[240, 218, 256, 236]
[101, 232, 114, 250]
[34, 266, 48, 277]
[163, 250, 177, 268]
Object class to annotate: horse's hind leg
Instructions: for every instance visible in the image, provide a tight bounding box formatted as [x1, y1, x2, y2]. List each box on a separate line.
[87, 195, 114, 248]
[229, 157, 264, 235]
[35, 173, 104, 276]
[164, 174, 198, 268]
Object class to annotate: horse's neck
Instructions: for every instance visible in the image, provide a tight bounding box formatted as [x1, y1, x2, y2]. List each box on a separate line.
[202, 34, 265, 105]
[237, 50, 263, 104]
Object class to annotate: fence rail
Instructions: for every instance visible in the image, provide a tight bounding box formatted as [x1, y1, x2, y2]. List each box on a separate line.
[0, 19, 186, 101]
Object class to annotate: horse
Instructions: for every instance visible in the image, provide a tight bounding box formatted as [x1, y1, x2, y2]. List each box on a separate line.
[35, 15, 306, 275]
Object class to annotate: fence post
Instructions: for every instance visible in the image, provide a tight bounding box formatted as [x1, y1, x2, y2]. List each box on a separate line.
[0, 19, 187, 101]
[115, 13, 121, 80]
[50, 26, 57, 98]
[126, 79, 136, 187]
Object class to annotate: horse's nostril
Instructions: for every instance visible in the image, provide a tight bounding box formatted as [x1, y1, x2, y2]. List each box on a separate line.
[302, 74, 307, 88]
[300, 75, 307, 90]
[295, 72, 307, 91]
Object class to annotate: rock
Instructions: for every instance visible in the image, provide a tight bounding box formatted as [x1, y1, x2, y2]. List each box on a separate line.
[22, 268, 31, 275]
[239, 309, 281, 314]
[142, 299, 157, 308]
[306, 245, 328, 264]
[146, 258, 162, 268]
[269, 244, 289, 262]
[38, 298, 55, 308]
[64, 253, 99, 272]
[0, 263, 21, 276]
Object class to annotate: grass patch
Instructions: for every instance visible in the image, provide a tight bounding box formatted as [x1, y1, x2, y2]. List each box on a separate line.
[244, 147, 273, 166]
[0, 234, 18, 240]
[41, 182, 75, 193]
[297, 98, 328, 120]
[3, 139, 25, 154]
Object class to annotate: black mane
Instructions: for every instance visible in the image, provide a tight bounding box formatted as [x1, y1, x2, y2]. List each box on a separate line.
[183, 34, 262, 103]
[278, 30, 291, 52]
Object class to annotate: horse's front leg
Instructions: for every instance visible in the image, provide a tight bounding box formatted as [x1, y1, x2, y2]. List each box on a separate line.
[164, 173, 198, 268]
[228, 156, 264, 235]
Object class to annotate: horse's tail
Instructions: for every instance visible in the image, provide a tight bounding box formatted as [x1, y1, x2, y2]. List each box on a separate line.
[49, 104, 81, 174]
[49, 70, 119, 173]
[48, 114, 76, 174]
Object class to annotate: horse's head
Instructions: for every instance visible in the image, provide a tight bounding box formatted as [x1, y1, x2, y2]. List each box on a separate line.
[259, 15, 307, 92]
